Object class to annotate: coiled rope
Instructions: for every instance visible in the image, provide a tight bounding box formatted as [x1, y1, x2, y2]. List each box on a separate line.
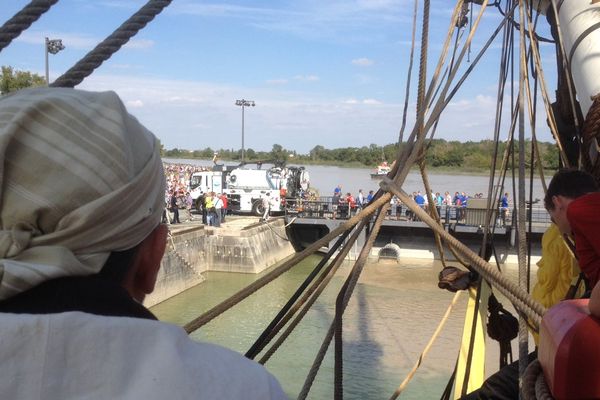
[0, 0, 58, 53]
[521, 359, 554, 400]
[50, 0, 172, 88]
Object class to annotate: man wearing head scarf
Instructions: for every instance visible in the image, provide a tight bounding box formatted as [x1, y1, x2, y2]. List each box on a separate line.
[0, 88, 287, 400]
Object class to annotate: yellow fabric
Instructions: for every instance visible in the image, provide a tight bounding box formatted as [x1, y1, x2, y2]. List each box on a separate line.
[531, 224, 582, 343]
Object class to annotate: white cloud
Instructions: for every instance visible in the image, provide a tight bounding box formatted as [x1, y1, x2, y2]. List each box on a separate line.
[363, 98, 381, 105]
[344, 98, 359, 104]
[126, 99, 144, 108]
[294, 75, 319, 81]
[352, 57, 374, 66]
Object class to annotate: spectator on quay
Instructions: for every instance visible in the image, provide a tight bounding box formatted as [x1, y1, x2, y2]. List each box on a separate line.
[366, 190, 375, 203]
[220, 193, 228, 223]
[357, 189, 365, 209]
[212, 192, 222, 227]
[204, 193, 214, 226]
[170, 190, 180, 224]
[261, 193, 271, 222]
[0, 88, 286, 400]
[332, 190, 341, 219]
[444, 191, 452, 206]
[500, 192, 509, 226]
[346, 193, 356, 216]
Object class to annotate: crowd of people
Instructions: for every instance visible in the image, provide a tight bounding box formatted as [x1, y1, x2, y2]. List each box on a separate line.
[328, 185, 511, 224]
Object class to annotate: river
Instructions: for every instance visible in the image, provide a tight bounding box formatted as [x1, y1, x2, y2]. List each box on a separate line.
[152, 255, 531, 399]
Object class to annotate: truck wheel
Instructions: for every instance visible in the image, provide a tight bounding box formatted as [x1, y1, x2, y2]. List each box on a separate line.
[252, 200, 265, 216]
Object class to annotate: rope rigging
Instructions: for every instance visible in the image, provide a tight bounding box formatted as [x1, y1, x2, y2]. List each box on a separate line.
[2, 0, 577, 398]
[50, 0, 172, 88]
[0, 0, 58, 53]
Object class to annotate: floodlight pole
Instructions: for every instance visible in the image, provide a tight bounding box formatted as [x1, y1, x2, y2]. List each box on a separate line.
[235, 99, 255, 162]
[45, 37, 65, 85]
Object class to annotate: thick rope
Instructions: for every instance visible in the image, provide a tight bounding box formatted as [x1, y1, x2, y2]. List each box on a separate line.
[0, 0, 58, 53]
[184, 194, 391, 334]
[50, 0, 172, 88]
[388, 291, 462, 399]
[380, 178, 546, 326]
[521, 359, 554, 400]
[517, 0, 532, 385]
[298, 206, 388, 400]
[245, 228, 352, 359]
[398, 0, 419, 143]
[259, 222, 367, 365]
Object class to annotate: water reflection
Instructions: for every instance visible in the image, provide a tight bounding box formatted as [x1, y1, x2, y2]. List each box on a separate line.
[152, 257, 520, 399]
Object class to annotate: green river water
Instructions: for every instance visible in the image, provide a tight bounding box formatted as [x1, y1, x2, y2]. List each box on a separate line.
[152, 256, 520, 399]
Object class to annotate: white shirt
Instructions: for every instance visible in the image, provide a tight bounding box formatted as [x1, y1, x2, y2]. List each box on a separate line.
[0, 312, 287, 400]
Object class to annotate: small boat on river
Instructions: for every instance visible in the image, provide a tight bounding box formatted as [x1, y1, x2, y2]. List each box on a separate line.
[370, 161, 391, 179]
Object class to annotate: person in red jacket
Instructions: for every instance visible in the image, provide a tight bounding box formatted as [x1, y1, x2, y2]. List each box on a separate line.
[544, 169, 600, 288]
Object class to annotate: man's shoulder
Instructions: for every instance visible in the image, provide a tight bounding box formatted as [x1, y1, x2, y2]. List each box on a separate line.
[0, 312, 287, 399]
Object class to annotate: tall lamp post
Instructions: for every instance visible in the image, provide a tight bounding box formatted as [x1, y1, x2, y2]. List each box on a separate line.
[45, 37, 65, 85]
[235, 99, 255, 162]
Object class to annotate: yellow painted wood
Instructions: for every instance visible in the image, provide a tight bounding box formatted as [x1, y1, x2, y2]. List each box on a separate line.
[452, 281, 490, 399]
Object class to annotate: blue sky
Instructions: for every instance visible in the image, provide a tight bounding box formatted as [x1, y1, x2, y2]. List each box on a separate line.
[1, 1, 557, 153]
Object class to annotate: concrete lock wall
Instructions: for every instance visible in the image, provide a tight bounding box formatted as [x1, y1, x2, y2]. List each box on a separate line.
[145, 219, 295, 307]
[208, 220, 294, 273]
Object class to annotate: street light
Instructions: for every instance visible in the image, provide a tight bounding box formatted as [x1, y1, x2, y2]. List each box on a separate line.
[45, 37, 65, 85]
[235, 99, 255, 162]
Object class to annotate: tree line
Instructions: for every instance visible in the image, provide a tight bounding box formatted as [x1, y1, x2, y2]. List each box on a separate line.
[162, 139, 560, 171]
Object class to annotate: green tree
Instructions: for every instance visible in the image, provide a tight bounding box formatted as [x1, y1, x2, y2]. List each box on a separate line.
[1, 66, 46, 95]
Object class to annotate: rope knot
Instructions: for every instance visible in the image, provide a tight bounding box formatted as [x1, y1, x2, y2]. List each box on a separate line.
[0, 223, 39, 258]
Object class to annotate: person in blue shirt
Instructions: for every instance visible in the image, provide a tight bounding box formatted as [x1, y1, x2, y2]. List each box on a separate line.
[500, 192, 509, 226]
[366, 190, 374, 203]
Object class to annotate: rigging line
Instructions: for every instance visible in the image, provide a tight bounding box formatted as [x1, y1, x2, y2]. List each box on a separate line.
[389, 291, 463, 399]
[334, 205, 389, 400]
[421, 1, 513, 146]
[389, 0, 481, 199]
[259, 221, 367, 365]
[50, 0, 172, 88]
[245, 227, 353, 360]
[380, 178, 546, 324]
[481, 0, 513, 247]
[299, 207, 387, 400]
[0, 0, 58, 53]
[517, 0, 531, 385]
[388, 0, 466, 180]
[492, 0, 554, 43]
[522, 3, 571, 168]
[398, 0, 419, 144]
[183, 193, 390, 334]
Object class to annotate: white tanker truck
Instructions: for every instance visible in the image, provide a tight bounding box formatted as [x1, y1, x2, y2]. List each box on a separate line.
[189, 163, 310, 216]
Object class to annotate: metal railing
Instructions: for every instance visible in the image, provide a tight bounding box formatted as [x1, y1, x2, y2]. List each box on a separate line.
[284, 196, 552, 229]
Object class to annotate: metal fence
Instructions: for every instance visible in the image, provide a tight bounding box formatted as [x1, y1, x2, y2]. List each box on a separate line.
[284, 196, 552, 229]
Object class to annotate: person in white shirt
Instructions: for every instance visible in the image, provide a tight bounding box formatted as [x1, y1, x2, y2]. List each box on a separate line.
[0, 88, 287, 400]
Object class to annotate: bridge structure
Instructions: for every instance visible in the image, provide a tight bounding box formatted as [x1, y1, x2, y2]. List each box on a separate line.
[283, 197, 551, 262]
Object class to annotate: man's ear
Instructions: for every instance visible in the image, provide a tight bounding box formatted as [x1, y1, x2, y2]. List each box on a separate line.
[124, 224, 168, 302]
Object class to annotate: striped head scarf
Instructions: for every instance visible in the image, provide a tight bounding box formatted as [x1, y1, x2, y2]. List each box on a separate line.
[0, 88, 165, 300]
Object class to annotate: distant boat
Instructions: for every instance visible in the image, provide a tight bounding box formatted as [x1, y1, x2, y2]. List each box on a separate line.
[370, 161, 391, 179]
